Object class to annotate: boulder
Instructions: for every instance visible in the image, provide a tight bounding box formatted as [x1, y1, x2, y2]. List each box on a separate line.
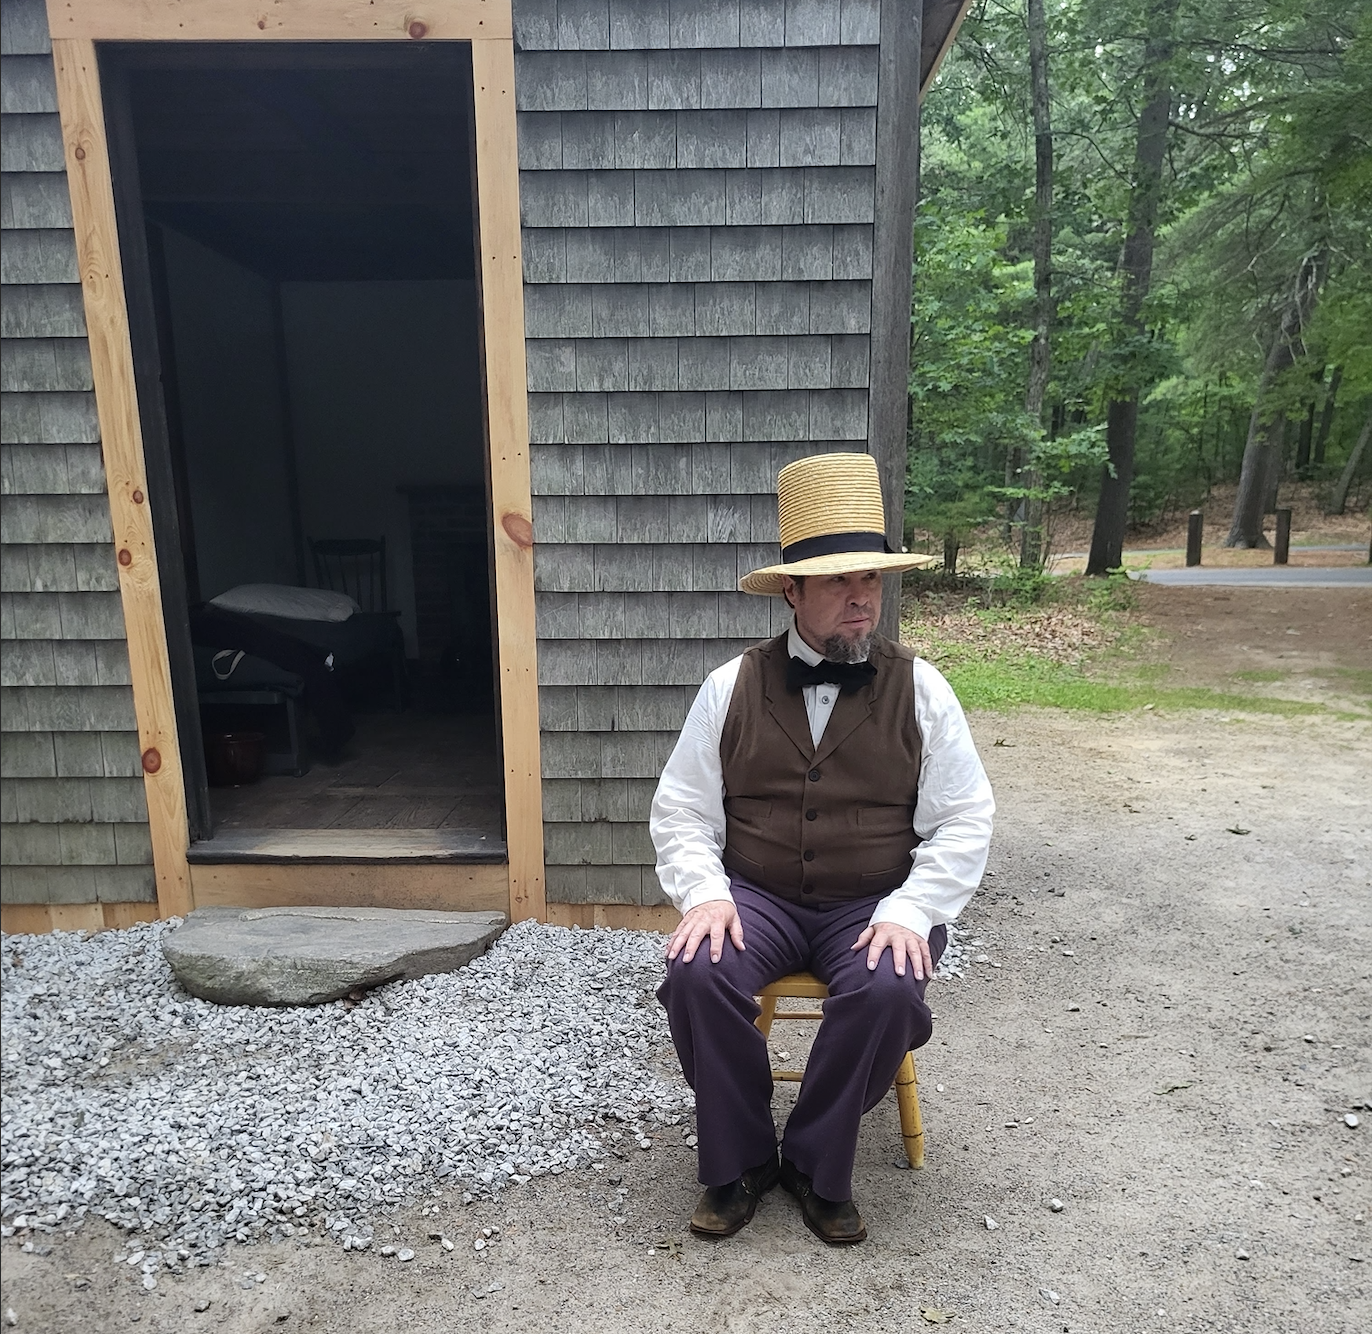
[162, 906, 507, 1006]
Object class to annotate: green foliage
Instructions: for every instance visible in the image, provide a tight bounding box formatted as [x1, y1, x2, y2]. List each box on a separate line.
[1082, 568, 1138, 613]
[912, 0, 1369, 536]
[908, 207, 1038, 456]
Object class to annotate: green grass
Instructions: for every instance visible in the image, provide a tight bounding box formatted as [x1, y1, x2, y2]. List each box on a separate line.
[1233, 666, 1372, 697]
[1332, 667, 1372, 696]
[941, 653, 1343, 717]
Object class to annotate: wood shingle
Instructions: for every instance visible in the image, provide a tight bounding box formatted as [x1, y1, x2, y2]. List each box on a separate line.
[516, 0, 918, 905]
[0, 0, 153, 910]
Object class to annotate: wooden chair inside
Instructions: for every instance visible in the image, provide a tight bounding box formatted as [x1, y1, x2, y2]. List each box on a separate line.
[309, 536, 389, 612]
[755, 971, 927, 1170]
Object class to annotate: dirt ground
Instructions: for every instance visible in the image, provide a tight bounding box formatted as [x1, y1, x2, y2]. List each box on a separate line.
[1047, 481, 1372, 558]
[3, 587, 1370, 1334]
[1127, 583, 1372, 713]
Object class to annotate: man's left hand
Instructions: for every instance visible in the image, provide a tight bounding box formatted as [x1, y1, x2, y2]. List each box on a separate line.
[851, 922, 932, 980]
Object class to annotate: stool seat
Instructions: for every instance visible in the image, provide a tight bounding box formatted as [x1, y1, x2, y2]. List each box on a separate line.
[754, 970, 928, 1170]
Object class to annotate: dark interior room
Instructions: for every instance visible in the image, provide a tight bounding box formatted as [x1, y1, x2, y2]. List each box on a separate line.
[106, 43, 505, 852]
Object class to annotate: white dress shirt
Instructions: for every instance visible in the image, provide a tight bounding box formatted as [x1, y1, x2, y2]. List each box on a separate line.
[649, 623, 995, 939]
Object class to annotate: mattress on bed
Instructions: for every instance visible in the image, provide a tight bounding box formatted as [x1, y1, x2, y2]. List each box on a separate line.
[241, 610, 403, 669]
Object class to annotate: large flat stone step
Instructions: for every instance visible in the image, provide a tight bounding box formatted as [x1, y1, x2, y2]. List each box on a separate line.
[162, 905, 508, 1006]
[188, 829, 507, 865]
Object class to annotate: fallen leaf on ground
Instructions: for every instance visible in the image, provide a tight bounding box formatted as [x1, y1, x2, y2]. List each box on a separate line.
[1154, 1080, 1195, 1095]
[920, 1308, 956, 1324]
[1226, 826, 1251, 835]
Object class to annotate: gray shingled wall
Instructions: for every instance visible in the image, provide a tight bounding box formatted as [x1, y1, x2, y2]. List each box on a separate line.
[513, 0, 890, 906]
[0, 0, 908, 917]
[0, 0, 157, 910]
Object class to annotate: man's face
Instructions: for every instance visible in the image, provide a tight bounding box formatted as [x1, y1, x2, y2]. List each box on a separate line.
[785, 570, 882, 662]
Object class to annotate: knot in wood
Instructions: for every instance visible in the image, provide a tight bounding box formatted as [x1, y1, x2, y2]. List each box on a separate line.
[501, 512, 534, 549]
[141, 748, 162, 774]
[118, 549, 132, 567]
[132, 489, 144, 504]
[408, 19, 429, 39]
[74, 146, 86, 161]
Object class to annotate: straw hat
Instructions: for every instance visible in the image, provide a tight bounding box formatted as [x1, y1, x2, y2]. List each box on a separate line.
[738, 453, 936, 596]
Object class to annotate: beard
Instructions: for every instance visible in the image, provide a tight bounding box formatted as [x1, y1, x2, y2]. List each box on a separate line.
[821, 630, 873, 664]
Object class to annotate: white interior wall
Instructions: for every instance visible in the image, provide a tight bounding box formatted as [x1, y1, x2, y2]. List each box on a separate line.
[280, 280, 484, 657]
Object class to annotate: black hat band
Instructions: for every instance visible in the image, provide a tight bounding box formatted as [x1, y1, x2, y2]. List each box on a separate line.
[780, 530, 891, 563]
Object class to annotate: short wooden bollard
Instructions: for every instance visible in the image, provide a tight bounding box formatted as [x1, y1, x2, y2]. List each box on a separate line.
[1186, 510, 1203, 567]
[1274, 507, 1292, 565]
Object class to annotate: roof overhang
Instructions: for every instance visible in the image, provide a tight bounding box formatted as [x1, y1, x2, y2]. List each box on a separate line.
[921, 0, 975, 100]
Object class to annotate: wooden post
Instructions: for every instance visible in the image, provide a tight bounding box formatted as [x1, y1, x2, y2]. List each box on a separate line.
[1185, 509, 1203, 567]
[51, 39, 193, 919]
[471, 37, 546, 924]
[1274, 507, 1292, 565]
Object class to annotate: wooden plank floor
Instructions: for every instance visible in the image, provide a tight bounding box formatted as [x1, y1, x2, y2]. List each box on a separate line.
[188, 828, 506, 864]
[208, 711, 504, 835]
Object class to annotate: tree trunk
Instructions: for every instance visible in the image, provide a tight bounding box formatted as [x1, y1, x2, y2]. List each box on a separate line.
[1003, 446, 1022, 542]
[1020, 0, 1053, 570]
[1226, 256, 1320, 546]
[1261, 421, 1286, 515]
[1327, 406, 1371, 516]
[1294, 392, 1317, 473]
[1085, 0, 1178, 575]
[1313, 364, 1342, 467]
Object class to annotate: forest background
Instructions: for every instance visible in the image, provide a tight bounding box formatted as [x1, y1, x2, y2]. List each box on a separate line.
[908, 0, 1372, 572]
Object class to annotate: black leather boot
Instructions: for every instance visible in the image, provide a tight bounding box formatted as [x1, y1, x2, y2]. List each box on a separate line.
[779, 1155, 867, 1244]
[688, 1151, 781, 1239]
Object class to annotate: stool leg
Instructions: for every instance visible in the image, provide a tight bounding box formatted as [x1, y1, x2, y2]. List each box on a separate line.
[755, 995, 778, 1039]
[895, 1053, 925, 1169]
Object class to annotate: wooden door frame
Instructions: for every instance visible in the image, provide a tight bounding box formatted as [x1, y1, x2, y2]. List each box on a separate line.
[45, 0, 545, 923]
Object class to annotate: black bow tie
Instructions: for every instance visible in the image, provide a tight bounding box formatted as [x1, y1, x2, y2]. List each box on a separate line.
[786, 656, 877, 695]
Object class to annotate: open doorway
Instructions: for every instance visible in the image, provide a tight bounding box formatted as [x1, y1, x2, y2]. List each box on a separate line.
[103, 43, 505, 859]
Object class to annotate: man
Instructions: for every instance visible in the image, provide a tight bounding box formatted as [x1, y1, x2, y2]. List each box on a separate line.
[651, 452, 994, 1245]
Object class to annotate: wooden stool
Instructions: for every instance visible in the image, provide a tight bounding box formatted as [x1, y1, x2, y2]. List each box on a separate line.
[755, 971, 927, 1170]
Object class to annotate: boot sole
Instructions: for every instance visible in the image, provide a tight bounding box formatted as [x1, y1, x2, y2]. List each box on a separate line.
[688, 1197, 759, 1240]
[798, 1209, 867, 1246]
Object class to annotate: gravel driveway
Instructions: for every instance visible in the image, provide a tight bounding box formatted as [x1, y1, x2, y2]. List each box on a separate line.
[3, 705, 1368, 1334]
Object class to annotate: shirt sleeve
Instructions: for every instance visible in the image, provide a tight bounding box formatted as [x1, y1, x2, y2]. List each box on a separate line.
[868, 659, 995, 939]
[648, 659, 742, 915]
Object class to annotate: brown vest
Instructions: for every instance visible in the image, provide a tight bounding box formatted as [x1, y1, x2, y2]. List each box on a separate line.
[719, 632, 922, 905]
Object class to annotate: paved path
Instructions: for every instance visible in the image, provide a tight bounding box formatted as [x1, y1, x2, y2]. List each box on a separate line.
[1132, 566, 1371, 588]
[1054, 543, 1367, 560]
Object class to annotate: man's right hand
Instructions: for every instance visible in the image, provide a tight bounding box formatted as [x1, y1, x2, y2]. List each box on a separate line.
[666, 899, 744, 965]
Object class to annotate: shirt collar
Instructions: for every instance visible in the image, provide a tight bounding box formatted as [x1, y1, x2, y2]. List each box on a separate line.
[787, 619, 869, 666]
[787, 622, 824, 665]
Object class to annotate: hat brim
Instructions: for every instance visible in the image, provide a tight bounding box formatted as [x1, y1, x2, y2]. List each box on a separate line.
[739, 550, 938, 596]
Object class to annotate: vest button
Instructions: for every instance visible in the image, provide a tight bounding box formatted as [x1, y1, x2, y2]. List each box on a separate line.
[805, 808, 817, 821]
[808, 769, 821, 781]
[802, 886, 814, 894]
[803, 849, 815, 862]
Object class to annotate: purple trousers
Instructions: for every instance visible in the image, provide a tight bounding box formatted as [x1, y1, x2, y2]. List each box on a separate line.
[657, 879, 946, 1202]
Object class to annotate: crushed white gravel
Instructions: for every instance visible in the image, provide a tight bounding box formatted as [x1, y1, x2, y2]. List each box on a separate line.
[1, 918, 963, 1276]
